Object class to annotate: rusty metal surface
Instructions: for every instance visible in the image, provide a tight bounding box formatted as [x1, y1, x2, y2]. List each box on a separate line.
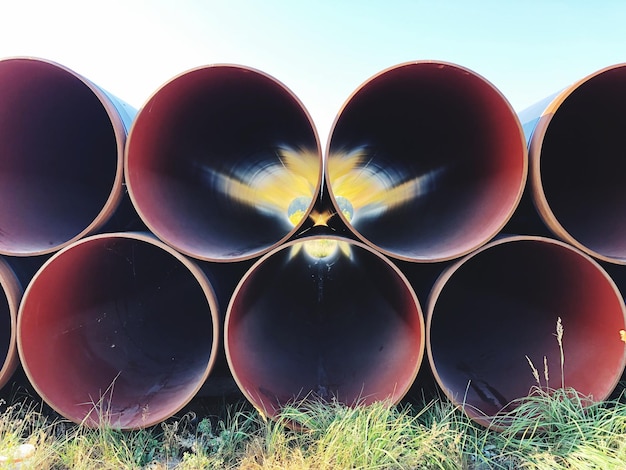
[225, 235, 425, 421]
[17, 232, 219, 429]
[3, 57, 626, 433]
[326, 61, 528, 263]
[427, 235, 626, 428]
[125, 64, 322, 262]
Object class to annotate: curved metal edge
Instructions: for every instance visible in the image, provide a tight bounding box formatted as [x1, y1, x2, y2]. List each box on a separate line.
[0, 56, 135, 257]
[16, 231, 221, 430]
[124, 63, 323, 263]
[425, 234, 626, 430]
[323, 60, 529, 263]
[523, 63, 626, 265]
[223, 234, 426, 422]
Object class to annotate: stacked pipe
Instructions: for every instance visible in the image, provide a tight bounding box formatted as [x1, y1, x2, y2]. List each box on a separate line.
[0, 57, 226, 429]
[0, 55, 625, 432]
[324, 61, 626, 428]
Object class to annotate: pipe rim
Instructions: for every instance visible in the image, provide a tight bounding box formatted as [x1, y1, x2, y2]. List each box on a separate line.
[224, 234, 425, 420]
[325, 60, 528, 263]
[125, 63, 323, 262]
[528, 63, 626, 265]
[0, 56, 127, 257]
[16, 231, 220, 429]
[426, 234, 626, 428]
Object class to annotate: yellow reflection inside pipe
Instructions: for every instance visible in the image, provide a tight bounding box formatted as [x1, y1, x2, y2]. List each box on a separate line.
[290, 238, 352, 261]
[328, 147, 444, 223]
[206, 146, 319, 226]
[198, 146, 359, 260]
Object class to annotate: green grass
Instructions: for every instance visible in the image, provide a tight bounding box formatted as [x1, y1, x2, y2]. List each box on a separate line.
[1, 319, 623, 468]
[0, 384, 625, 469]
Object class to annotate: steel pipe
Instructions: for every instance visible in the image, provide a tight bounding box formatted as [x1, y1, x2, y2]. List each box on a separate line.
[427, 236, 626, 428]
[225, 235, 424, 421]
[519, 63, 626, 264]
[0, 57, 134, 256]
[17, 232, 219, 429]
[326, 61, 527, 262]
[125, 64, 322, 262]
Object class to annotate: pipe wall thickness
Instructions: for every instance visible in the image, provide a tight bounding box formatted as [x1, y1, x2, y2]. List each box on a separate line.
[225, 236, 425, 422]
[519, 63, 626, 264]
[125, 64, 322, 262]
[427, 235, 626, 428]
[326, 61, 527, 262]
[0, 57, 134, 256]
[17, 232, 220, 429]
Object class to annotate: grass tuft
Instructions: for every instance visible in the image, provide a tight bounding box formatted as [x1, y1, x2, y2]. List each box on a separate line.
[0, 383, 625, 468]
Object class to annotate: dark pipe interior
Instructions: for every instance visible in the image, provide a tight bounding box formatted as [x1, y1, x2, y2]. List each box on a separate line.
[327, 62, 526, 262]
[428, 237, 626, 426]
[0, 258, 21, 390]
[534, 66, 626, 262]
[226, 237, 424, 419]
[0, 58, 122, 255]
[0, 288, 12, 385]
[126, 65, 321, 262]
[0, 295, 10, 357]
[18, 234, 217, 429]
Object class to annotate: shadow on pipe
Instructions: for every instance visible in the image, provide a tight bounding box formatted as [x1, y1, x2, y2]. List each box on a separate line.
[325, 61, 527, 263]
[125, 64, 322, 262]
[0, 57, 134, 256]
[519, 63, 626, 264]
[225, 235, 424, 422]
[427, 236, 626, 429]
[195, 258, 257, 399]
[17, 232, 219, 429]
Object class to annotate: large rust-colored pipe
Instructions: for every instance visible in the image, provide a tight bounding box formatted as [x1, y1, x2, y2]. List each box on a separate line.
[17, 232, 219, 429]
[519, 63, 626, 264]
[225, 235, 424, 421]
[0, 57, 134, 256]
[125, 64, 322, 262]
[0, 257, 23, 391]
[326, 61, 527, 262]
[427, 236, 626, 428]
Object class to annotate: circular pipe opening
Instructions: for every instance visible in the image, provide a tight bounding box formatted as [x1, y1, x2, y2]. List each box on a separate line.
[0, 258, 22, 391]
[17, 233, 219, 429]
[0, 57, 127, 256]
[427, 236, 626, 428]
[225, 236, 424, 420]
[529, 64, 626, 264]
[326, 61, 527, 262]
[125, 64, 322, 262]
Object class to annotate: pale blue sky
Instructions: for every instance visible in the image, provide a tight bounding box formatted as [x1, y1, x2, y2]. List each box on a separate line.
[2, 0, 626, 145]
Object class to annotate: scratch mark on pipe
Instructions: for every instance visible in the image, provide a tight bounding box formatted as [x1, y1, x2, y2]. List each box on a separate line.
[457, 361, 510, 411]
